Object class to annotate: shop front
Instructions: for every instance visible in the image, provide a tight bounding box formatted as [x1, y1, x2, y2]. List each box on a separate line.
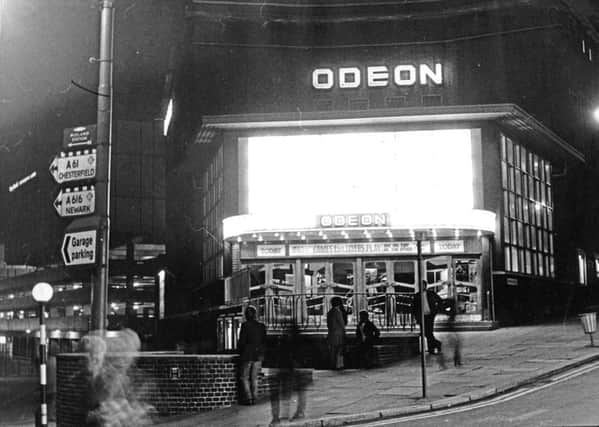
[211, 124, 497, 330]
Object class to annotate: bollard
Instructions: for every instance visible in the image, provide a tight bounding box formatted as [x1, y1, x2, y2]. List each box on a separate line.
[579, 312, 597, 347]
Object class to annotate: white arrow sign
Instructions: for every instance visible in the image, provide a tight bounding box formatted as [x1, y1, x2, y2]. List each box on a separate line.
[61, 229, 97, 266]
[53, 186, 95, 217]
[49, 149, 96, 184]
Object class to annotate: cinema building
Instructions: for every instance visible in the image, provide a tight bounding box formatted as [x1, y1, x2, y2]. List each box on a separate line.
[164, 0, 599, 348]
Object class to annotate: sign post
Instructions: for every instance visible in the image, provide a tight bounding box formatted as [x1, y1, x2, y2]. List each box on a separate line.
[63, 124, 97, 150]
[49, 150, 96, 184]
[61, 229, 97, 266]
[53, 186, 95, 217]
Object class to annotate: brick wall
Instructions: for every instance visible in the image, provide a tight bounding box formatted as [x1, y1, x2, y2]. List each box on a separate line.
[57, 354, 240, 426]
[56, 353, 311, 427]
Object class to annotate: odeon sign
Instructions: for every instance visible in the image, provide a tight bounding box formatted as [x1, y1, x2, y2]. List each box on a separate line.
[319, 213, 388, 228]
[312, 63, 443, 89]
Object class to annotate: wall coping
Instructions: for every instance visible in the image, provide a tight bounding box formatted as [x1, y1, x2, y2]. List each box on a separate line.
[57, 352, 239, 359]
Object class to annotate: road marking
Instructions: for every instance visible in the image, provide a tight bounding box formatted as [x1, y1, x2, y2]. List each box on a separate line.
[358, 360, 599, 426]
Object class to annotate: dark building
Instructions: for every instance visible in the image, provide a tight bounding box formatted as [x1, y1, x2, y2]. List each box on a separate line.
[163, 0, 599, 351]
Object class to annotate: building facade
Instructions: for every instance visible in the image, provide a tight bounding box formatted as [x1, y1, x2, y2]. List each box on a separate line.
[164, 0, 599, 348]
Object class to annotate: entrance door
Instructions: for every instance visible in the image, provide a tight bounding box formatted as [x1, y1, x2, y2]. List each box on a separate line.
[423, 256, 482, 319]
[453, 258, 481, 317]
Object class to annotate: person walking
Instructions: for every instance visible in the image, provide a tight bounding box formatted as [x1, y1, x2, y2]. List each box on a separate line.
[270, 320, 306, 426]
[238, 305, 267, 405]
[327, 296, 347, 370]
[412, 281, 444, 354]
[356, 310, 380, 369]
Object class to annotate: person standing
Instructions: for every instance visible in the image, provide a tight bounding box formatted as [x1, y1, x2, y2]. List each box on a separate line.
[238, 305, 267, 405]
[412, 281, 444, 354]
[356, 310, 380, 369]
[327, 296, 347, 370]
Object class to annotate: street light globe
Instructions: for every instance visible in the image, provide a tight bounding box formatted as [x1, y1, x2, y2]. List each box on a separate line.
[593, 107, 599, 123]
[32, 282, 54, 303]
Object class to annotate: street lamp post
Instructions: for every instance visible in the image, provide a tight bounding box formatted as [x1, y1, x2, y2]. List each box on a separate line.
[32, 282, 54, 427]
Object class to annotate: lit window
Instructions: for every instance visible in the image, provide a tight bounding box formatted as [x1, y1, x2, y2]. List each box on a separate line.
[578, 251, 587, 285]
[595, 257, 599, 278]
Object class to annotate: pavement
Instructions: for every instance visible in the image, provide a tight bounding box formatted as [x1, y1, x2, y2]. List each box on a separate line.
[2, 319, 598, 427]
[156, 318, 599, 427]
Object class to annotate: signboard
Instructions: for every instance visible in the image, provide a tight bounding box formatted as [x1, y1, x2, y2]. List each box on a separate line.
[61, 229, 97, 266]
[319, 213, 388, 228]
[433, 240, 465, 253]
[256, 245, 286, 257]
[53, 186, 95, 217]
[63, 125, 96, 149]
[289, 241, 431, 257]
[49, 149, 96, 184]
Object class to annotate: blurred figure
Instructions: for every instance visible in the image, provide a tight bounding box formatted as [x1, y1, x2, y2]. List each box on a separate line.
[237, 305, 267, 405]
[442, 297, 463, 367]
[80, 328, 152, 427]
[412, 281, 444, 355]
[327, 296, 347, 370]
[269, 320, 307, 426]
[356, 310, 380, 369]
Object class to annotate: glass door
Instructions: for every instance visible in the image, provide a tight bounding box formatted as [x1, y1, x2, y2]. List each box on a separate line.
[453, 258, 482, 317]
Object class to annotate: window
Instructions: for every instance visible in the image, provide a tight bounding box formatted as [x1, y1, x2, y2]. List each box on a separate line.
[501, 134, 554, 277]
[578, 251, 587, 285]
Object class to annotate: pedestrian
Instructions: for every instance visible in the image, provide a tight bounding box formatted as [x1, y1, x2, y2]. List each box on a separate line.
[442, 297, 463, 367]
[412, 281, 444, 354]
[356, 310, 380, 369]
[238, 305, 267, 405]
[327, 296, 347, 370]
[270, 320, 306, 426]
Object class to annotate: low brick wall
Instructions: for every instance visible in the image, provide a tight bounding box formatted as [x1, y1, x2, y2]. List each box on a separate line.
[56, 353, 264, 426]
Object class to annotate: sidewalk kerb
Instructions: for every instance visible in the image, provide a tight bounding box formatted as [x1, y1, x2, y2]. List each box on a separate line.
[430, 395, 471, 410]
[290, 352, 599, 427]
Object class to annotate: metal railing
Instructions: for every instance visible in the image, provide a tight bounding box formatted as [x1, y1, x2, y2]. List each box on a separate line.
[247, 292, 417, 332]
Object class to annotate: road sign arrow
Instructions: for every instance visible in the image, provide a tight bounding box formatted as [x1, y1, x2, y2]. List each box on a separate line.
[53, 192, 63, 215]
[62, 235, 72, 264]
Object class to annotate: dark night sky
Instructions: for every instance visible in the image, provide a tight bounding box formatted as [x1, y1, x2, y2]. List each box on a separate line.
[0, 0, 598, 265]
[0, 0, 184, 264]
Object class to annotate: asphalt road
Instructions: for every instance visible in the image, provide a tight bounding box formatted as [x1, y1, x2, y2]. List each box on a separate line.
[358, 361, 599, 427]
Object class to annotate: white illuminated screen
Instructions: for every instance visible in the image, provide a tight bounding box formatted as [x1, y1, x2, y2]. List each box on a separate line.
[247, 129, 473, 215]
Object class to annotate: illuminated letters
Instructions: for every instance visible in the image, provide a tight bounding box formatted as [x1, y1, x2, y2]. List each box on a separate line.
[312, 63, 443, 89]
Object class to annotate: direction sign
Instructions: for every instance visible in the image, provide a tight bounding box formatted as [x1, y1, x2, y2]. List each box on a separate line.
[63, 125, 96, 149]
[53, 186, 95, 217]
[61, 229, 97, 266]
[49, 149, 96, 184]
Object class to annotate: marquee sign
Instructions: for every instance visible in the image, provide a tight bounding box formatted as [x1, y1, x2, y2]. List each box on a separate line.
[319, 213, 389, 228]
[288, 242, 432, 257]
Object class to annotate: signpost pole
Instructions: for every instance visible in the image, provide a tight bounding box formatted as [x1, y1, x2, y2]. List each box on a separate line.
[91, 0, 114, 332]
[416, 233, 427, 398]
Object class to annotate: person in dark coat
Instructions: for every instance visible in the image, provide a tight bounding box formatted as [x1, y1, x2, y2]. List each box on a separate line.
[327, 296, 347, 370]
[412, 281, 444, 354]
[238, 305, 267, 404]
[356, 310, 380, 368]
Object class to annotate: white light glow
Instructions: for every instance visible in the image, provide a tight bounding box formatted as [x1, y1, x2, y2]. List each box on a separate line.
[31, 282, 53, 303]
[593, 107, 599, 124]
[247, 129, 474, 216]
[163, 98, 174, 136]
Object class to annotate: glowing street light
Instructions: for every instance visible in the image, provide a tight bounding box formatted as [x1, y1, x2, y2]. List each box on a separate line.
[31, 282, 54, 427]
